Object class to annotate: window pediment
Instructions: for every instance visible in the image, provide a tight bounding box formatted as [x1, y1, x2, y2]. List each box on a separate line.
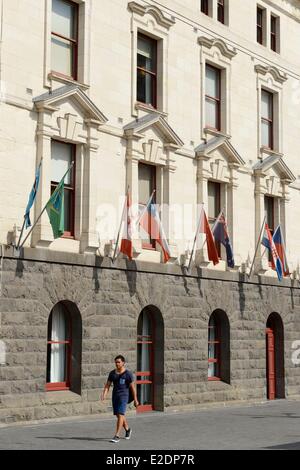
[195, 136, 245, 167]
[253, 154, 295, 189]
[198, 36, 237, 60]
[128, 1, 175, 29]
[254, 64, 288, 85]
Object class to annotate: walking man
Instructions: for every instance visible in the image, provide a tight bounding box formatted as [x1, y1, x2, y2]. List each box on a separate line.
[101, 355, 139, 443]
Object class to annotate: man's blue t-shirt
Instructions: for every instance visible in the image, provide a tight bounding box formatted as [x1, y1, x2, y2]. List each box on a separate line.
[108, 369, 134, 401]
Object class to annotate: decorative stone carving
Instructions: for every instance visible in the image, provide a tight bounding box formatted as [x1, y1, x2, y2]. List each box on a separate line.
[128, 1, 175, 29]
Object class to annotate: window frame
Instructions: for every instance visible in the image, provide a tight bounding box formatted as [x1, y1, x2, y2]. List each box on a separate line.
[208, 181, 221, 257]
[270, 15, 278, 52]
[51, 0, 79, 81]
[51, 140, 76, 239]
[46, 305, 72, 392]
[217, 0, 225, 24]
[205, 64, 221, 132]
[201, 0, 209, 16]
[257, 6, 264, 45]
[208, 317, 221, 381]
[136, 310, 155, 413]
[138, 162, 157, 250]
[261, 89, 274, 150]
[137, 33, 158, 109]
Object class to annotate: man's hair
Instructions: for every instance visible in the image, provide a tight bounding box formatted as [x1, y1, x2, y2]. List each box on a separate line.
[114, 355, 125, 363]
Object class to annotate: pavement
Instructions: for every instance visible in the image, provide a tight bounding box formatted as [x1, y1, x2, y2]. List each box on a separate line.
[0, 399, 300, 450]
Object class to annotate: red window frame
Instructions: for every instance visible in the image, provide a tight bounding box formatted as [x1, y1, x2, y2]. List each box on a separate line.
[201, 0, 209, 15]
[205, 64, 221, 131]
[51, 0, 79, 80]
[208, 318, 221, 381]
[208, 181, 221, 258]
[270, 15, 277, 52]
[138, 163, 157, 250]
[257, 7, 264, 45]
[46, 306, 72, 391]
[137, 33, 157, 109]
[51, 141, 76, 239]
[217, 0, 225, 24]
[136, 314, 155, 413]
[261, 89, 274, 150]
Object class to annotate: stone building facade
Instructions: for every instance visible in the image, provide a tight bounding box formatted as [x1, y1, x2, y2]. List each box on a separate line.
[0, 0, 300, 423]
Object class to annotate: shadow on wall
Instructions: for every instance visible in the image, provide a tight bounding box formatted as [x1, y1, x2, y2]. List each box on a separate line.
[0, 340, 6, 365]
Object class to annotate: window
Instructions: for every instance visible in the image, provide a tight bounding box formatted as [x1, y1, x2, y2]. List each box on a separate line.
[51, 0, 78, 79]
[217, 0, 225, 24]
[46, 303, 71, 391]
[138, 163, 156, 249]
[208, 310, 230, 383]
[265, 196, 275, 263]
[201, 0, 209, 15]
[205, 65, 221, 131]
[261, 90, 274, 149]
[51, 140, 76, 238]
[208, 181, 221, 256]
[137, 34, 157, 108]
[136, 309, 154, 412]
[257, 7, 264, 45]
[271, 15, 279, 52]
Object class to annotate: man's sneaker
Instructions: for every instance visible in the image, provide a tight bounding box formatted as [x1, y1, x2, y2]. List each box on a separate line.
[110, 435, 120, 443]
[125, 428, 132, 440]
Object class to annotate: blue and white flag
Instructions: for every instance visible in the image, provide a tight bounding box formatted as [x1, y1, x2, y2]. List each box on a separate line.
[261, 223, 283, 281]
[24, 161, 42, 228]
[213, 212, 234, 268]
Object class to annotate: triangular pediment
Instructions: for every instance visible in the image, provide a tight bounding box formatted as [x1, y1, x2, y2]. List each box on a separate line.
[253, 154, 295, 183]
[195, 136, 245, 167]
[33, 85, 108, 124]
[124, 113, 184, 148]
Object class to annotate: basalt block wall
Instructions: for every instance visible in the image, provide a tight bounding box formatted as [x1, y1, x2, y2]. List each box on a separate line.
[0, 250, 300, 424]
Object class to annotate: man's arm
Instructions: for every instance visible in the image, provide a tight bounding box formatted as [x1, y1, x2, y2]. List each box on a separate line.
[101, 381, 111, 401]
[129, 382, 139, 407]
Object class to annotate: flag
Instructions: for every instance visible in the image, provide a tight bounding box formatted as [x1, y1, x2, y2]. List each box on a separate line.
[24, 161, 42, 228]
[273, 225, 289, 276]
[139, 196, 171, 263]
[199, 208, 219, 265]
[46, 180, 65, 239]
[120, 192, 133, 260]
[213, 212, 234, 268]
[261, 223, 283, 281]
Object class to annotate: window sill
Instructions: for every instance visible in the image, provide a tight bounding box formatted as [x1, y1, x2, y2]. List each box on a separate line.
[260, 147, 283, 158]
[48, 72, 90, 91]
[135, 102, 168, 118]
[208, 377, 221, 382]
[204, 128, 231, 139]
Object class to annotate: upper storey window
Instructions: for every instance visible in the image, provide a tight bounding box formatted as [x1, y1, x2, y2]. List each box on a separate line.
[257, 7, 264, 45]
[201, 0, 209, 16]
[205, 65, 221, 131]
[217, 0, 225, 24]
[51, 0, 78, 80]
[137, 34, 157, 108]
[261, 90, 274, 150]
[271, 15, 279, 53]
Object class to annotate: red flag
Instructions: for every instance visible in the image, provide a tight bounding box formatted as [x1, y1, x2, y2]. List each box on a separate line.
[120, 192, 133, 260]
[199, 208, 219, 265]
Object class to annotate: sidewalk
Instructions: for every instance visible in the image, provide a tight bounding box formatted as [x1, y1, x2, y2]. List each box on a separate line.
[0, 399, 300, 450]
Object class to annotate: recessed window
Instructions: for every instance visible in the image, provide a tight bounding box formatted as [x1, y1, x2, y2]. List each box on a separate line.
[137, 34, 157, 108]
[205, 65, 221, 131]
[261, 90, 274, 149]
[208, 181, 221, 257]
[257, 6, 264, 45]
[138, 163, 156, 249]
[201, 0, 209, 16]
[271, 15, 279, 52]
[264, 196, 275, 263]
[217, 0, 225, 24]
[51, 140, 76, 238]
[51, 0, 78, 79]
[208, 310, 230, 383]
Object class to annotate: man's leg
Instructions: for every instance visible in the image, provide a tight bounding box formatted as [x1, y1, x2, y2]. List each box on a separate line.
[115, 414, 125, 437]
[123, 416, 129, 432]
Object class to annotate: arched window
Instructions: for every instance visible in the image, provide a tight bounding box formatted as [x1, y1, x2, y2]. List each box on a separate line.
[136, 306, 164, 412]
[266, 312, 285, 400]
[46, 301, 82, 393]
[208, 310, 230, 383]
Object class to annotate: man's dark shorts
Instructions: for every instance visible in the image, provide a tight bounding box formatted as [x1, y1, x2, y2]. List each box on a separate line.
[112, 396, 127, 416]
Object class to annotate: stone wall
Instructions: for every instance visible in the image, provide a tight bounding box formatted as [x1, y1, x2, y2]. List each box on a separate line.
[0, 248, 300, 423]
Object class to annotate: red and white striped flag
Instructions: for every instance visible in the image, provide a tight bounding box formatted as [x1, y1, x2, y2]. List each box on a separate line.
[120, 191, 133, 260]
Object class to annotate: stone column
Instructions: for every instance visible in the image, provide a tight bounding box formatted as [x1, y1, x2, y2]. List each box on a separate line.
[195, 155, 210, 265]
[254, 172, 267, 272]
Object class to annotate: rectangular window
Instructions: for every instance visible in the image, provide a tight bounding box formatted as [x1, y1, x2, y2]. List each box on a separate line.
[51, 140, 76, 238]
[51, 0, 78, 79]
[264, 196, 275, 263]
[217, 0, 225, 24]
[271, 15, 278, 52]
[205, 65, 221, 131]
[208, 181, 221, 256]
[261, 90, 274, 149]
[137, 34, 157, 108]
[138, 163, 156, 249]
[257, 7, 264, 45]
[201, 0, 209, 15]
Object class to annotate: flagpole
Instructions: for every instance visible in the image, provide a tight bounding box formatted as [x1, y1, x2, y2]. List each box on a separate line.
[18, 162, 74, 250]
[248, 215, 266, 278]
[187, 204, 204, 273]
[136, 189, 156, 227]
[112, 186, 130, 263]
[16, 159, 43, 250]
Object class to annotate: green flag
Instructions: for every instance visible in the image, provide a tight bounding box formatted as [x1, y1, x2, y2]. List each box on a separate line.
[46, 180, 65, 239]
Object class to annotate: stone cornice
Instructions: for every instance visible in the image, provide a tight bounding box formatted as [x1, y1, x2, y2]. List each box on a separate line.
[198, 36, 237, 60]
[254, 64, 288, 84]
[128, 1, 176, 29]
